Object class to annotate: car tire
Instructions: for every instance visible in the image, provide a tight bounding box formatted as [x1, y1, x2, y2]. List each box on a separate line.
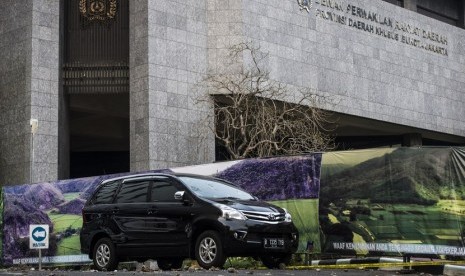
[260, 254, 292, 269]
[195, 230, 226, 269]
[93, 237, 118, 271]
[157, 258, 184, 270]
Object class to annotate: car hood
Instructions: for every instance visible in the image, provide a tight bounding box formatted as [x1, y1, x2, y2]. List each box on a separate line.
[210, 198, 284, 213]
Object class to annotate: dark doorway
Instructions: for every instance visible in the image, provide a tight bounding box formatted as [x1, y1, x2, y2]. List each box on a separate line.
[69, 94, 129, 178]
[63, 0, 129, 178]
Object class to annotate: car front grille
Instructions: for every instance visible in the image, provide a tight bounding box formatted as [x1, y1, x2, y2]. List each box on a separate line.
[241, 211, 285, 223]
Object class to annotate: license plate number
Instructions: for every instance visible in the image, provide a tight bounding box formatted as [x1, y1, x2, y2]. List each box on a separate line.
[264, 238, 284, 248]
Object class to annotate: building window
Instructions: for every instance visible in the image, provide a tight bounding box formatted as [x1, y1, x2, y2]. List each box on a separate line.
[416, 0, 461, 27]
[383, 0, 463, 28]
[383, 0, 404, 7]
[417, 6, 459, 26]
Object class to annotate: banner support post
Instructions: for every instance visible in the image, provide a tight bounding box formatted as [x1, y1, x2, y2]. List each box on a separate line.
[29, 225, 48, 271]
[39, 249, 42, 271]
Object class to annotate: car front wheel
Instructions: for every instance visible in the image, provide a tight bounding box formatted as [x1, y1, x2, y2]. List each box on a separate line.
[195, 230, 226, 269]
[93, 237, 118, 271]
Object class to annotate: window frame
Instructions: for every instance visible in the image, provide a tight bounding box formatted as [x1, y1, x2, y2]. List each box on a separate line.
[148, 178, 182, 203]
[114, 180, 151, 204]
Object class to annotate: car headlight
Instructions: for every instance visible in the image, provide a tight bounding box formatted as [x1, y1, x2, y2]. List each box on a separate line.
[283, 208, 292, 222]
[216, 204, 246, 220]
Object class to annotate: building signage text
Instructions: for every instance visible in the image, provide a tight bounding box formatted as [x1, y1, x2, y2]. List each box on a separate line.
[333, 242, 465, 256]
[310, 0, 448, 56]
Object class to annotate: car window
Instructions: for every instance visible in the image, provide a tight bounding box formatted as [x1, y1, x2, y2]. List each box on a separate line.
[151, 181, 179, 202]
[93, 181, 119, 204]
[178, 176, 254, 200]
[116, 181, 149, 203]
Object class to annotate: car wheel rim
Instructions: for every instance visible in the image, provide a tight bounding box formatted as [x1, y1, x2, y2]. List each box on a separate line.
[96, 243, 110, 268]
[199, 237, 217, 264]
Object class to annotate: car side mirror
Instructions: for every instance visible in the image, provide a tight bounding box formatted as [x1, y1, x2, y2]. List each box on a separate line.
[175, 191, 192, 205]
[174, 191, 185, 201]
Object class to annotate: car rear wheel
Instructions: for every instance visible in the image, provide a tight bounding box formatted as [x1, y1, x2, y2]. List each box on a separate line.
[260, 254, 292, 269]
[157, 258, 184, 270]
[195, 230, 226, 269]
[93, 237, 118, 271]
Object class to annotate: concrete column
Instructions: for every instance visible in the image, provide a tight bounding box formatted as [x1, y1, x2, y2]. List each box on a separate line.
[29, 0, 60, 183]
[0, 0, 60, 185]
[0, 1, 31, 185]
[404, 0, 418, 12]
[129, 0, 214, 172]
[402, 133, 422, 147]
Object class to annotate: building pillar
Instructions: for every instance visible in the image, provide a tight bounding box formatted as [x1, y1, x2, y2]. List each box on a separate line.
[29, 0, 60, 184]
[129, 0, 214, 172]
[402, 133, 422, 147]
[0, 0, 60, 185]
[404, 0, 418, 12]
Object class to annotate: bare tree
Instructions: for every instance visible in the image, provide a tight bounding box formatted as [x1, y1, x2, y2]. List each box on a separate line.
[197, 42, 335, 160]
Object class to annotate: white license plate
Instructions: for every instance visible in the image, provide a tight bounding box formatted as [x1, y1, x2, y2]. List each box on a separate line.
[264, 238, 284, 248]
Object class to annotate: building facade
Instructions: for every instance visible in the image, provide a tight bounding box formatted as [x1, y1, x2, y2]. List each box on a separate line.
[1, 0, 465, 185]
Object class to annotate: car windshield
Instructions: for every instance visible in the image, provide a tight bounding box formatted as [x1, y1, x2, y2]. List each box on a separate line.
[178, 176, 254, 200]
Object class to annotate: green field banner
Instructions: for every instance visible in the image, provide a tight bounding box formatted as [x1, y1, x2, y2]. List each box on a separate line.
[320, 147, 465, 258]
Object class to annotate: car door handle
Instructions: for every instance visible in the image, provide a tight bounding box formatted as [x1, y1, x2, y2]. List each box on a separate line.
[111, 207, 120, 214]
[147, 207, 158, 215]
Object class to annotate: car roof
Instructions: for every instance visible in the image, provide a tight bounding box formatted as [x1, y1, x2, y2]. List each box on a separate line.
[100, 172, 220, 185]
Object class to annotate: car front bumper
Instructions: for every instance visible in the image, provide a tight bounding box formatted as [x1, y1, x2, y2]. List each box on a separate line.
[220, 219, 299, 256]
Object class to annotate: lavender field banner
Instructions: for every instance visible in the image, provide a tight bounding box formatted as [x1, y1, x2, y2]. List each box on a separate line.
[2, 154, 322, 264]
[319, 147, 465, 258]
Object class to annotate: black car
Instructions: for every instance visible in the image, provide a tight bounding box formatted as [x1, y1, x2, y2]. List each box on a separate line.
[80, 173, 299, 271]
